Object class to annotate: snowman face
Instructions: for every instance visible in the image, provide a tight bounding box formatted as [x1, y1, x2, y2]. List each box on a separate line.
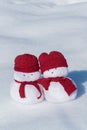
[43, 67, 68, 78]
[14, 71, 40, 82]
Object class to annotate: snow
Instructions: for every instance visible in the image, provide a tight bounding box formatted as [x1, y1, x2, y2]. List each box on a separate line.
[0, 0, 87, 130]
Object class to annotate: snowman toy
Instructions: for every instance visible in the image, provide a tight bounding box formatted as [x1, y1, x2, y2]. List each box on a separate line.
[10, 54, 44, 104]
[38, 51, 77, 103]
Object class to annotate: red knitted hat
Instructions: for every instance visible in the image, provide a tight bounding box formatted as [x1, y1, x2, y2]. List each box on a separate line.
[39, 51, 68, 73]
[14, 54, 39, 73]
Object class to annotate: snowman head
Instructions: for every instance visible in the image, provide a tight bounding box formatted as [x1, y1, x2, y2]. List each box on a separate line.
[14, 54, 40, 81]
[14, 71, 40, 82]
[39, 51, 68, 78]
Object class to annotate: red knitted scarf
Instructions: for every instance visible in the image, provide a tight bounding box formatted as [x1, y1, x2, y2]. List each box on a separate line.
[15, 80, 42, 99]
[38, 77, 76, 96]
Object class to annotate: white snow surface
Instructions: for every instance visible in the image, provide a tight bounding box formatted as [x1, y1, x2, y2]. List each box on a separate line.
[0, 0, 87, 130]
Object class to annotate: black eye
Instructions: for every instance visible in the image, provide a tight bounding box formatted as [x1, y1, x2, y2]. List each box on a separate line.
[31, 74, 33, 76]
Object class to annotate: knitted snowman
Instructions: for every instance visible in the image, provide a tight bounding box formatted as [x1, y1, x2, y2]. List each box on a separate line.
[10, 54, 44, 104]
[38, 51, 77, 103]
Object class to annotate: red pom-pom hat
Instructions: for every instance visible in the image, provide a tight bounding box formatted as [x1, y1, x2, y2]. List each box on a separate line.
[39, 51, 68, 73]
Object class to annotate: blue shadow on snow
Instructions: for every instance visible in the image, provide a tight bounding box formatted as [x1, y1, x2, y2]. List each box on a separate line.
[68, 70, 87, 98]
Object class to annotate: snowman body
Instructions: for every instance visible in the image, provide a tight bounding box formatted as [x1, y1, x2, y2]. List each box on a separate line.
[42, 67, 77, 103]
[10, 71, 44, 104]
